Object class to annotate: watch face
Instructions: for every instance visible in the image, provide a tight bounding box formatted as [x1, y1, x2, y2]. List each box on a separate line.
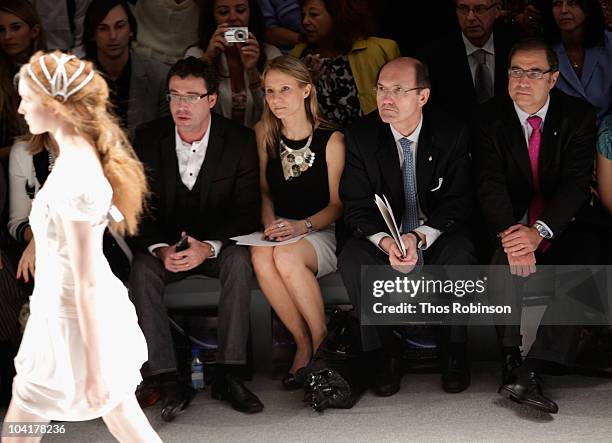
[535, 224, 549, 239]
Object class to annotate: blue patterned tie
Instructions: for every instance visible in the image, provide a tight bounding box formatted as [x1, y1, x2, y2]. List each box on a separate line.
[400, 137, 423, 264]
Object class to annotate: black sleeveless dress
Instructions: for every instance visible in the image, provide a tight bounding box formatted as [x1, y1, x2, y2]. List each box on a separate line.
[266, 128, 334, 220]
[265, 127, 338, 277]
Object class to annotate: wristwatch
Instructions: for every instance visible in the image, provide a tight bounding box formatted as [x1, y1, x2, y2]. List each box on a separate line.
[407, 230, 425, 249]
[207, 242, 216, 258]
[304, 218, 314, 233]
[532, 221, 552, 240]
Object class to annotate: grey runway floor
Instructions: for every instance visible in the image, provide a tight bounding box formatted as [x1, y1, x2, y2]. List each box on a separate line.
[2, 362, 612, 442]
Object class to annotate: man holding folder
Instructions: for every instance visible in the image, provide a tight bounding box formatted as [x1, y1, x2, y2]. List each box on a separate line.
[339, 57, 477, 397]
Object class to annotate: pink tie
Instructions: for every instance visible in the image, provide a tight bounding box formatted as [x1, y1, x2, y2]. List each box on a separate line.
[526, 116, 550, 252]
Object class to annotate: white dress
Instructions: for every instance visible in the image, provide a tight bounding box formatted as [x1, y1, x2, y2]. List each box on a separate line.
[11, 155, 148, 421]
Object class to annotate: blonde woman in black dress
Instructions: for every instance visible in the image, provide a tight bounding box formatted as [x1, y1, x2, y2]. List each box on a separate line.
[251, 55, 344, 389]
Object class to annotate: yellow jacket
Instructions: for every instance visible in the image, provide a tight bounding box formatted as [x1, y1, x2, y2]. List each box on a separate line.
[290, 37, 401, 115]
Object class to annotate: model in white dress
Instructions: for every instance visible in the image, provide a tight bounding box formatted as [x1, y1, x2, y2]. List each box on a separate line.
[2, 50, 161, 442]
[11, 154, 148, 421]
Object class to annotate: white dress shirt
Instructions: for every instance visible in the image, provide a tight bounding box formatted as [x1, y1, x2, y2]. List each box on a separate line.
[462, 33, 496, 87]
[512, 95, 554, 237]
[368, 115, 443, 252]
[148, 118, 223, 257]
[174, 126, 210, 191]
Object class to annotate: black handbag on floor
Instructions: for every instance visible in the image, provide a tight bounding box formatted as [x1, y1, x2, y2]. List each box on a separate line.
[300, 309, 366, 411]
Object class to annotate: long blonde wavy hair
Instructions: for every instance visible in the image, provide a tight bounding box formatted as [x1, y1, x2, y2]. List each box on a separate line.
[260, 55, 336, 157]
[19, 50, 147, 236]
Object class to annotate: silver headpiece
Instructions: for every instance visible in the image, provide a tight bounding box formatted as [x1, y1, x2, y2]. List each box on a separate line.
[26, 53, 95, 102]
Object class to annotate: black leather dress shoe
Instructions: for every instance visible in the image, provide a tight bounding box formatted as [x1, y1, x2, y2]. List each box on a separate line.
[160, 381, 196, 422]
[498, 370, 558, 414]
[211, 374, 264, 413]
[372, 356, 402, 397]
[501, 349, 523, 384]
[441, 344, 471, 393]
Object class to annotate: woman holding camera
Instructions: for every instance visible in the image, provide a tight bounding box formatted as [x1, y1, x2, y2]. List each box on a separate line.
[251, 55, 344, 389]
[290, 0, 399, 128]
[185, 0, 281, 128]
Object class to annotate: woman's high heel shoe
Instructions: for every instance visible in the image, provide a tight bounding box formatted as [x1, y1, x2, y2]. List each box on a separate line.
[282, 366, 308, 390]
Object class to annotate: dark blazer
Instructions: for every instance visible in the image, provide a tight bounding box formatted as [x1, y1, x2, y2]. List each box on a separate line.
[133, 113, 261, 249]
[473, 89, 596, 239]
[418, 25, 517, 120]
[340, 107, 473, 239]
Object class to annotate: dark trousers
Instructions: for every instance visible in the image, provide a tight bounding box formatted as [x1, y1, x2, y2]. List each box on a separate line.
[0, 249, 26, 345]
[489, 221, 604, 366]
[338, 230, 478, 353]
[129, 245, 253, 376]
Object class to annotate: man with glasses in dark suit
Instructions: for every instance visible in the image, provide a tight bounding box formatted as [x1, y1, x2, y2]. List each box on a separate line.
[339, 57, 478, 399]
[419, 0, 518, 121]
[473, 38, 600, 414]
[129, 57, 263, 420]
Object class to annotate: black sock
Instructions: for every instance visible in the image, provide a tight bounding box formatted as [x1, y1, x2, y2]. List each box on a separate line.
[216, 364, 244, 379]
[521, 358, 544, 373]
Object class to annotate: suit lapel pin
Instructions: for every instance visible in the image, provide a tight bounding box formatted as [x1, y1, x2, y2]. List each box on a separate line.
[428, 155, 433, 161]
[553, 131, 558, 136]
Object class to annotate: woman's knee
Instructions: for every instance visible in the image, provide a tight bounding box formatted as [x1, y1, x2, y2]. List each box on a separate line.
[273, 245, 305, 277]
[250, 246, 275, 274]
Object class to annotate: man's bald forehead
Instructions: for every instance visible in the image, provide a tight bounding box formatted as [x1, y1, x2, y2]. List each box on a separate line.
[378, 57, 417, 82]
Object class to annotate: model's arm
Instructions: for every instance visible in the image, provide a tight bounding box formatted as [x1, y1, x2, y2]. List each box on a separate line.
[62, 217, 109, 408]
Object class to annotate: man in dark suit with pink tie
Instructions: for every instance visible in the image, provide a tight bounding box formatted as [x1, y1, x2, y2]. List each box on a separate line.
[473, 38, 601, 414]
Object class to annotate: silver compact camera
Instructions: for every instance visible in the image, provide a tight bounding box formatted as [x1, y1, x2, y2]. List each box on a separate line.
[224, 27, 249, 43]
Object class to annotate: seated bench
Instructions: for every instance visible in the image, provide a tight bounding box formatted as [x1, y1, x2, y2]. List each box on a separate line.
[163, 272, 350, 371]
[163, 271, 562, 369]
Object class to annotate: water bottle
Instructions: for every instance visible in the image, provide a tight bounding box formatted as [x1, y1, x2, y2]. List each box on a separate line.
[191, 347, 204, 390]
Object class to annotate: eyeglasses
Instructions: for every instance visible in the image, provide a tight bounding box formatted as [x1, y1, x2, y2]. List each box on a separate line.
[455, 3, 497, 16]
[166, 92, 212, 104]
[373, 85, 424, 98]
[508, 68, 554, 79]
